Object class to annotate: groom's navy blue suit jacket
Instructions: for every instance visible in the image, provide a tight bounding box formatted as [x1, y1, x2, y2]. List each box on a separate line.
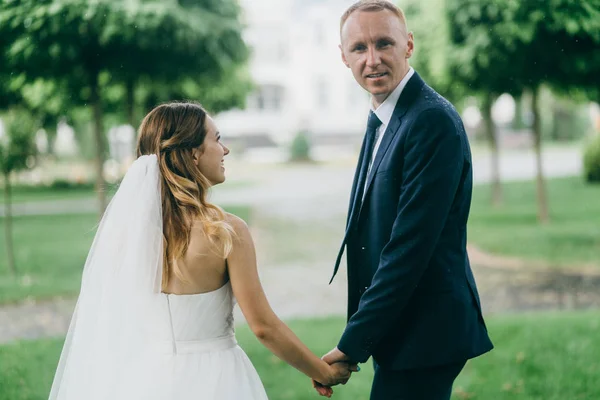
[331, 72, 493, 370]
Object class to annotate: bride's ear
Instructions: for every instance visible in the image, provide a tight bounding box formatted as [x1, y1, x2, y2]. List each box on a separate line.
[192, 147, 202, 164]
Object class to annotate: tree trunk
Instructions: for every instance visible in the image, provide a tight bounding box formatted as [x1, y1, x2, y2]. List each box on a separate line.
[532, 88, 550, 223]
[144, 92, 160, 115]
[43, 116, 57, 157]
[512, 95, 525, 130]
[482, 93, 502, 206]
[40, 114, 57, 157]
[126, 78, 136, 127]
[90, 73, 108, 216]
[46, 128, 56, 156]
[3, 173, 17, 276]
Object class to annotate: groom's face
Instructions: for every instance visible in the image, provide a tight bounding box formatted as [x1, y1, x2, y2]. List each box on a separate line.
[340, 9, 414, 107]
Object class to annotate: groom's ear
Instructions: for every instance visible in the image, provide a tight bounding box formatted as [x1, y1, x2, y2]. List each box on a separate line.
[339, 44, 350, 68]
[406, 32, 415, 59]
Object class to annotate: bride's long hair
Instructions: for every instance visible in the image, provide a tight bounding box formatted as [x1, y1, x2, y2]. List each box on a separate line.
[136, 102, 234, 290]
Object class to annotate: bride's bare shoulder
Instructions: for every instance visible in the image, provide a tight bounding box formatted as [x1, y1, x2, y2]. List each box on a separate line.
[225, 212, 250, 234]
[224, 213, 255, 251]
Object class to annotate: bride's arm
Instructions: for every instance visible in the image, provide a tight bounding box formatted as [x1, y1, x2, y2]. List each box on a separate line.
[226, 214, 351, 386]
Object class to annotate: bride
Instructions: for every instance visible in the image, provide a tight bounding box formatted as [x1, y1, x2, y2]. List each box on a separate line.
[48, 102, 353, 399]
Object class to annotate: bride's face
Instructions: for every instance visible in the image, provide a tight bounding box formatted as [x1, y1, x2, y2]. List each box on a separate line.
[193, 116, 230, 186]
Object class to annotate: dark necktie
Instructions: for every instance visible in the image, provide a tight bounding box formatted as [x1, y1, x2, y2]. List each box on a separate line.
[350, 111, 382, 223]
[330, 111, 383, 284]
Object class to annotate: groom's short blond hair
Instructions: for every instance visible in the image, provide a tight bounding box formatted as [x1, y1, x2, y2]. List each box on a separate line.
[340, 0, 408, 34]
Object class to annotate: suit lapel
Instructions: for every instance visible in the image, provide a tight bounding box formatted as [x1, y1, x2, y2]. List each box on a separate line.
[331, 73, 426, 284]
[359, 72, 425, 214]
[331, 131, 368, 285]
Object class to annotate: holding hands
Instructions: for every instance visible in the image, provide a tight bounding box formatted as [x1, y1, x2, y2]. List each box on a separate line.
[312, 348, 359, 397]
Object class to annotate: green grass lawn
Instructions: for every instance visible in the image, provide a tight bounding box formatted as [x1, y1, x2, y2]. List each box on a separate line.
[1, 311, 599, 400]
[0, 213, 98, 304]
[469, 177, 600, 266]
[255, 215, 344, 266]
[0, 184, 102, 204]
[1, 179, 253, 205]
[0, 206, 251, 304]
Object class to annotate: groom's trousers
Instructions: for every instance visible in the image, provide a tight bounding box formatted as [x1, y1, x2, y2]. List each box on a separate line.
[370, 360, 466, 400]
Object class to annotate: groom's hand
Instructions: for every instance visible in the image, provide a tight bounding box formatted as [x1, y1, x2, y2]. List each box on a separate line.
[311, 347, 360, 396]
[323, 347, 359, 381]
[322, 347, 351, 365]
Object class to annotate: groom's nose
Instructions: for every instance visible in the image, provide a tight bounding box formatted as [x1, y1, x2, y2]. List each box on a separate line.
[366, 47, 381, 67]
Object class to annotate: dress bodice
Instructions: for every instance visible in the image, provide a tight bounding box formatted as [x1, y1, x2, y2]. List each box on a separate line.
[165, 282, 235, 342]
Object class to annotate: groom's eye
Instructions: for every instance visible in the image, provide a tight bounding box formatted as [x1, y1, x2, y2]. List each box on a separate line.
[377, 40, 392, 49]
[352, 44, 367, 52]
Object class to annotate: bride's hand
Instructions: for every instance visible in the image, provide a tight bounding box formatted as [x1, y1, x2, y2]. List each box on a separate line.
[326, 362, 354, 385]
[312, 378, 333, 397]
[322, 362, 356, 386]
[312, 362, 357, 397]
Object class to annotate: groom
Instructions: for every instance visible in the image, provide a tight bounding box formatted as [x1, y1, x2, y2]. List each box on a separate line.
[320, 1, 494, 399]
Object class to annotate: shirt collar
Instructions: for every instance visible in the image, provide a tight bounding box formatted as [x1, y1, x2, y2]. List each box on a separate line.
[371, 67, 414, 127]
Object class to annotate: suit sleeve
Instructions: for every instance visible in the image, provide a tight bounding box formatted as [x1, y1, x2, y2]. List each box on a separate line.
[337, 108, 465, 363]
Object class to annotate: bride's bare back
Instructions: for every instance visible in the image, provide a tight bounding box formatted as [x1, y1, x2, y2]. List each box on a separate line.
[163, 218, 230, 295]
[162, 212, 351, 387]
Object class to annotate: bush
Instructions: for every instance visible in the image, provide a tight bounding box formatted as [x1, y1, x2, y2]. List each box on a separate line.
[289, 131, 312, 162]
[583, 133, 600, 183]
[49, 179, 94, 191]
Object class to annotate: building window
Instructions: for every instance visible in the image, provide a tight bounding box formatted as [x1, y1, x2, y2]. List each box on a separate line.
[247, 27, 289, 63]
[248, 85, 285, 111]
[316, 77, 328, 109]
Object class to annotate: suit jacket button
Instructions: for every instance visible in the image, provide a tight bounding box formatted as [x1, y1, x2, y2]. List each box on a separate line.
[361, 247, 366, 250]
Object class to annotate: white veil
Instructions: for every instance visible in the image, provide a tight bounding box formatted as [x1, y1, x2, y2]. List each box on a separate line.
[49, 155, 170, 399]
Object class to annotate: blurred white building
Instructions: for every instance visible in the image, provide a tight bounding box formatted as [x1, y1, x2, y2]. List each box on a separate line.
[54, 119, 79, 157]
[214, 0, 370, 150]
[108, 124, 136, 165]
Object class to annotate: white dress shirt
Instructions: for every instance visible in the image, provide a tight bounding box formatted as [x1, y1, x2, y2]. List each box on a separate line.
[362, 67, 415, 198]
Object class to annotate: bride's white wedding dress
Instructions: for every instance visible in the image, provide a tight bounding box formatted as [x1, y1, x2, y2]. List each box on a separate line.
[154, 282, 269, 399]
[48, 155, 268, 399]
[121, 282, 269, 399]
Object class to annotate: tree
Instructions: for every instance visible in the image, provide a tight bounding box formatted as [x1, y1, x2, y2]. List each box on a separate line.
[0, 109, 37, 276]
[514, 0, 599, 221]
[446, 1, 525, 208]
[403, 0, 467, 105]
[404, 0, 505, 206]
[138, 64, 253, 121]
[2, 0, 128, 213]
[1, 0, 251, 215]
[108, 0, 251, 125]
[447, 0, 600, 223]
[0, 21, 22, 112]
[14, 77, 72, 155]
[543, 2, 600, 122]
